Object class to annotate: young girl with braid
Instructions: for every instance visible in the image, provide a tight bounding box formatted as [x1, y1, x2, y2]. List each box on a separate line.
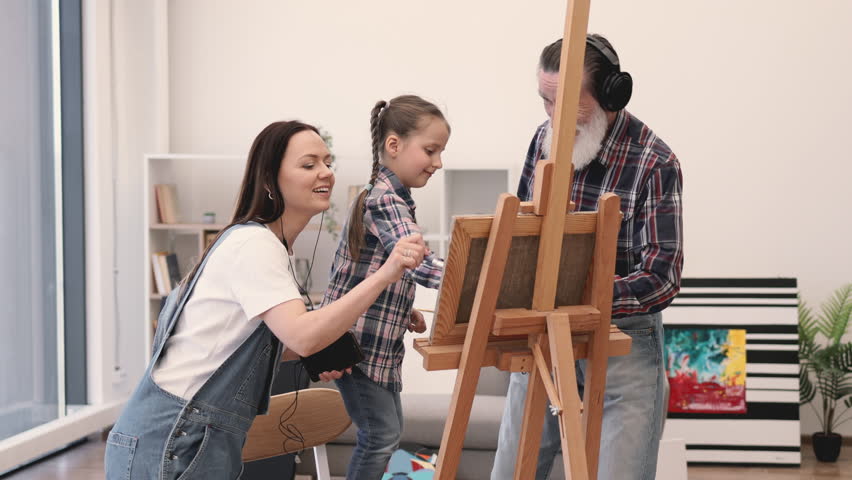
[322, 95, 450, 479]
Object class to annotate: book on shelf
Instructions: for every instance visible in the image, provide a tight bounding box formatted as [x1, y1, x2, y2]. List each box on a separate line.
[165, 253, 182, 288]
[154, 184, 180, 224]
[151, 251, 182, 295]
[151, 252, 168, 295]
[204, 231, 219, 248]
[157, 253, 170, 291]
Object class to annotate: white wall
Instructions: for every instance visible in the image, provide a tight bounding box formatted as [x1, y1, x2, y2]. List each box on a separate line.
[159, 0, 852, 435]
[84, 0, 167, 404]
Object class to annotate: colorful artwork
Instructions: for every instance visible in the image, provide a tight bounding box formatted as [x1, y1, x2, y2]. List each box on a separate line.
[665, 328, 747, 414]
[382, 448, 436, 479]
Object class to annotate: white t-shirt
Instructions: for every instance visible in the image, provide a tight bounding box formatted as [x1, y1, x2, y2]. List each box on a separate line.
[152, 224, 302, 400]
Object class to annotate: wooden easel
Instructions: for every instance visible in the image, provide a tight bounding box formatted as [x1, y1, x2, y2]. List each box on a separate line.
[413, 0, 630, 478]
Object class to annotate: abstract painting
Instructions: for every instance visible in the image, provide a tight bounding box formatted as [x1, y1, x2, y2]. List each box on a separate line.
[665, 328, 747, 414]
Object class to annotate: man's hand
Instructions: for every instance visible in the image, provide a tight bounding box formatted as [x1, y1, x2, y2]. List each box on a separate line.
[407, 309, 427, 334]
[317, 368, 352, 382]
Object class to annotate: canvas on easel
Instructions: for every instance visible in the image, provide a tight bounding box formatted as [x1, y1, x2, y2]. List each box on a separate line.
[427, 211, 598, 346]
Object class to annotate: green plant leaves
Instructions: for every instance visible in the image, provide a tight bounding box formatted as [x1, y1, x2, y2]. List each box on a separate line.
[819, 284, 851, 345]
[798, 284, 852, 433]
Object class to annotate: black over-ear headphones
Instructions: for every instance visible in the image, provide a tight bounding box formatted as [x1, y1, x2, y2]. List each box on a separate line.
[586, 35, 633, 111]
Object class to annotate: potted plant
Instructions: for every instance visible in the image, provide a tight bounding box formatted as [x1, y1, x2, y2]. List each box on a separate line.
[799, 283, 852, 462]
[318, 127, 341, 242]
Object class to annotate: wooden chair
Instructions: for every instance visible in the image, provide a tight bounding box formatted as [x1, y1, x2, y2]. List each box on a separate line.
[242, 388, 351, 480]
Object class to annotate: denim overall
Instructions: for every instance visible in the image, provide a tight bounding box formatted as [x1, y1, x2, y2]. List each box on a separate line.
[105, 223, 283, 479]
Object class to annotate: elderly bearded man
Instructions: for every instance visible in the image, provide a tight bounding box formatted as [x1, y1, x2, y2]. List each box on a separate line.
[491, 34, 684, 480]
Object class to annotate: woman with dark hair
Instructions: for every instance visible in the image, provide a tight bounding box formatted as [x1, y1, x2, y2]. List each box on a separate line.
[104, 121, 425, 480]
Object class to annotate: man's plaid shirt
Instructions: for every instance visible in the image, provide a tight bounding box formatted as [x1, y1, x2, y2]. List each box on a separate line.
[518, 110, 684, 317]
[322, 166, 442, 392]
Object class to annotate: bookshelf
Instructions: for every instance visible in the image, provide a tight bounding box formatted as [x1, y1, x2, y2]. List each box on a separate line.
[143, 153, 245, 354]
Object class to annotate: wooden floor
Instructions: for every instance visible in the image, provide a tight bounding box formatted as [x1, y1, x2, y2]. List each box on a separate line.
[3, 436, 851, 479]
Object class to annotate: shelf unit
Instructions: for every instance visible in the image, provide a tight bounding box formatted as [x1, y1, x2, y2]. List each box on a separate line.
[143, 153, 245, 355]
[411, 167, 516, 258]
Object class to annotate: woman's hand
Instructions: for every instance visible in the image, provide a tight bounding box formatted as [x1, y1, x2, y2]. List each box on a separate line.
[261, 236, 426, 358]
[407, 309, 427, 333]
[318, 368, 352, 382]
[376, 234, 426, 284]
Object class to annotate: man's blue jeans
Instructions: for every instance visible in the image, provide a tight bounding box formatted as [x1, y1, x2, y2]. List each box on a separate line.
[335, 367, 403, 480]
[491, 312, 666, 480]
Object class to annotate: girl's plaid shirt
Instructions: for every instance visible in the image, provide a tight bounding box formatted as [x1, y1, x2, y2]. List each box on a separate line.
[322, 166, 443, 392]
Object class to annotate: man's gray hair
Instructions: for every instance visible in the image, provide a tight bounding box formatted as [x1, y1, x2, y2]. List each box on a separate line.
[538, 34, 619, 94]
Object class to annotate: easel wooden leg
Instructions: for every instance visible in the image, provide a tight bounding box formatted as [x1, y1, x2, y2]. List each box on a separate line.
[547, 313, 589, 480]
[434, 194, 519, 479]
[513, 334, 551, 479]
[581, 189, 621, 478]
[581, 325, 609, 479]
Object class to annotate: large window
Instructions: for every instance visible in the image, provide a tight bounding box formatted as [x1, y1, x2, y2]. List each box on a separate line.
[0, 0, 85, 442]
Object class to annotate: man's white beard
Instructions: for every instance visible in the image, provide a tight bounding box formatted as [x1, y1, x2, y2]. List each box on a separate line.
[541, 105, 608, 171]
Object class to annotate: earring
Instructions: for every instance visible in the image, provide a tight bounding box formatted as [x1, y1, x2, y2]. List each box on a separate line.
[268, 191, 274, 200]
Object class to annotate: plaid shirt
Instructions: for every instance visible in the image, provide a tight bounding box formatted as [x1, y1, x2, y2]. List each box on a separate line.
[322, 166, 443, 392]
[518, 110, 684, 318]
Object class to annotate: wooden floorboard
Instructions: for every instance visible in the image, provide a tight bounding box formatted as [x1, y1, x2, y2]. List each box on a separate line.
[3, 436, 852, 479]
[3, 436, 107, 480]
